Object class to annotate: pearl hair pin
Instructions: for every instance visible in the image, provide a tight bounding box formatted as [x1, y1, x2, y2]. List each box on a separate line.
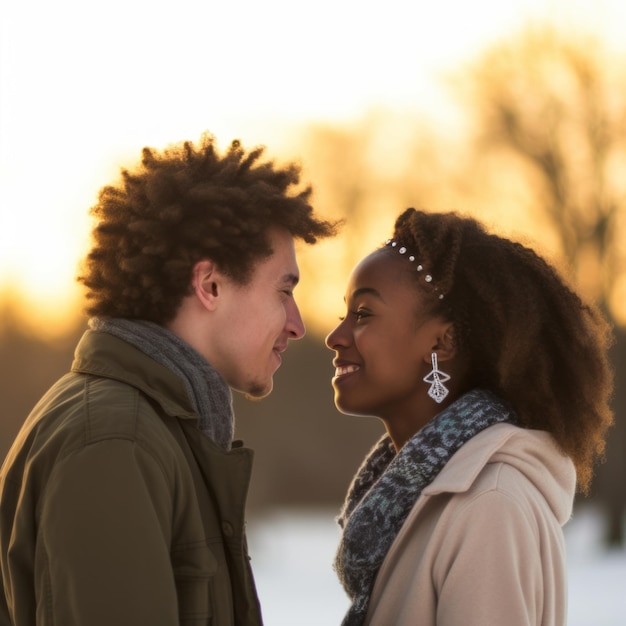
[386, 239, 445, 300]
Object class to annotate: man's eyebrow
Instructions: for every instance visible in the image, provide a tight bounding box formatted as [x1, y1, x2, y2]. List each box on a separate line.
[282, 273, 300, 287]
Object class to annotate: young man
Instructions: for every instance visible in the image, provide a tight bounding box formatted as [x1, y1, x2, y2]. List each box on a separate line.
[0, 134, 338, 625]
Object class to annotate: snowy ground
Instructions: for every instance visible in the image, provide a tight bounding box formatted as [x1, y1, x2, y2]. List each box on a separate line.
[248, 506, 626, 625]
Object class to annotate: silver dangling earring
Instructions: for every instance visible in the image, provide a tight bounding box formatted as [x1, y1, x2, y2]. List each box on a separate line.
[423, 352, 450, 404]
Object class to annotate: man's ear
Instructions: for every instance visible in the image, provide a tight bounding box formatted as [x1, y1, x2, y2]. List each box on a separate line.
[191, 259, 221, 311]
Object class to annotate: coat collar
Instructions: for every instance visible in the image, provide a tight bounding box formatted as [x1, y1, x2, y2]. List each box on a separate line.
[71, 329, 198, 420]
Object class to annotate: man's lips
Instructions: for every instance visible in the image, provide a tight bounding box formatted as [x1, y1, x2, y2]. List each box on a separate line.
[272, 344, 288, 365]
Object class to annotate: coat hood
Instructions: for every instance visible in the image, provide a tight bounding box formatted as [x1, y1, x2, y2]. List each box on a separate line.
[423, 423, 576, 525]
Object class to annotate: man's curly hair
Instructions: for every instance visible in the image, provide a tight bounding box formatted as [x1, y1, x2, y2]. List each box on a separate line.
[78, 133, 339, 323]
[384, 208, 614, 494]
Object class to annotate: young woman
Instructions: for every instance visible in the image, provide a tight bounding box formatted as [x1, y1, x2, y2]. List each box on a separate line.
[326, 208, 613, 626]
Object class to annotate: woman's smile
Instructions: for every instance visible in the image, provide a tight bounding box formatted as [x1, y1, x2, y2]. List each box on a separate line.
[333, 362, 361, 379]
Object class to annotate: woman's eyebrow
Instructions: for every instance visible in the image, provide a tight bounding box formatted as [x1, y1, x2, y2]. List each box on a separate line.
[350, 287, 385, 302]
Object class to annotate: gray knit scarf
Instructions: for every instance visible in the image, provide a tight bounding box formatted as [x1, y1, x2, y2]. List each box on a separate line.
[89, 317, 234, 450]
[335, 388, 517, 626]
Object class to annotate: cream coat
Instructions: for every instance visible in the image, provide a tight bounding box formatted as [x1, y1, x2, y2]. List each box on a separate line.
[365, 423, 576, 626]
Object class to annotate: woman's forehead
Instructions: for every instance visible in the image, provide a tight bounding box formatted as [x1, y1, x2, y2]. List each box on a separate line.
[350, 250, 406, 282]
[347, 251, 417, 298]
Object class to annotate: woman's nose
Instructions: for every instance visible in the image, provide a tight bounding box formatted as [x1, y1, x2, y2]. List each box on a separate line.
[325, 319, 349, 350]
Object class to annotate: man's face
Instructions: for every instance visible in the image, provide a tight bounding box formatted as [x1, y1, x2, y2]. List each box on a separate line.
[209, 227, 305, 398]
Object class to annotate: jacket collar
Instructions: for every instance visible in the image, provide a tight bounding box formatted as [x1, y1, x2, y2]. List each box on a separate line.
[71, 330, 198, 420]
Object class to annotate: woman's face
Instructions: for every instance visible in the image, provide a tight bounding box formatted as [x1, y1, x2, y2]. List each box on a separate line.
[325, 251, 450, 425]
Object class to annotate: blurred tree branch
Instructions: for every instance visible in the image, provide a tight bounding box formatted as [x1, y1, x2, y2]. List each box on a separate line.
[458, 26, 626, 318]
[455, 25, 626, 547]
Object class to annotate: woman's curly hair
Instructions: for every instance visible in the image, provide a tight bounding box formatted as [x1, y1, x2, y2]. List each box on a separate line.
[385, 208, 614, 493]
[78, 133, 338, 323]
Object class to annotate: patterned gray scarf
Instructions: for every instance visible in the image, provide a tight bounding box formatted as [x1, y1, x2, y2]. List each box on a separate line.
[335, 388, 517, 626]
[89, 317, 234, 450]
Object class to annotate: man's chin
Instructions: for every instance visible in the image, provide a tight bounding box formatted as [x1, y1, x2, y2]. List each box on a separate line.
[240, 380, 274, 401]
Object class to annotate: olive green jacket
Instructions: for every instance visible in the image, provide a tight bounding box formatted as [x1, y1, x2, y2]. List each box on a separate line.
[0, 330, 263, 625]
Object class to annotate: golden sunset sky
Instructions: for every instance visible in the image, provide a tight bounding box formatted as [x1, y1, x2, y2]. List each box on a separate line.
[1, 0, 625, 337]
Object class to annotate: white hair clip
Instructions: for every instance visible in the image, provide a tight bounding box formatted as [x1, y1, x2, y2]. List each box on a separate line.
[386, 239, 444, 300]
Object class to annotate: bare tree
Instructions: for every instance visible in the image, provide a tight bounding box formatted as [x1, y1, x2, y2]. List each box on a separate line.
[288, 112, 450, 332]
[459, 26, 626, 546]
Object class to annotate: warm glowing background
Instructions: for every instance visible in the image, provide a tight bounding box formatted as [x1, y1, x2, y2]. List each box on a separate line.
[2, 0, 626, 339]
[2, 2, 626, 614]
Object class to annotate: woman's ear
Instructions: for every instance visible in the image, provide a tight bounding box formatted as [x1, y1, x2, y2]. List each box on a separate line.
[191, 259, 221, 311]
[433, 322, 457, 363]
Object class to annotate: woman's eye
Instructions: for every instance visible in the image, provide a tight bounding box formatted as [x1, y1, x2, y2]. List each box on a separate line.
[338, 307, 371, 322]
[352, 309, 370, 321]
